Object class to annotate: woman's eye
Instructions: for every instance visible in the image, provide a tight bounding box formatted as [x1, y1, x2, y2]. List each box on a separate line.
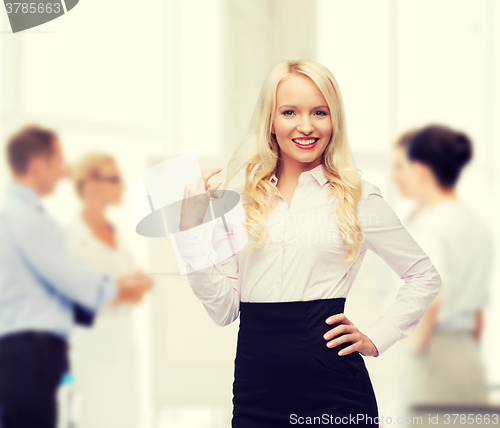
[282, 110, 327, 117]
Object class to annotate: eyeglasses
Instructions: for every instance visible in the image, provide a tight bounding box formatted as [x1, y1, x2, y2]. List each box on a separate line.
[92, 175, 122, 184]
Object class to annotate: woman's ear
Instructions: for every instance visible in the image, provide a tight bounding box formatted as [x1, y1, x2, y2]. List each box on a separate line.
[413, 161, 431, 183]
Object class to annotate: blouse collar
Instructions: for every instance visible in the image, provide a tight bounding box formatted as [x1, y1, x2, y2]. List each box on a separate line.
[269, 164, 329, 187]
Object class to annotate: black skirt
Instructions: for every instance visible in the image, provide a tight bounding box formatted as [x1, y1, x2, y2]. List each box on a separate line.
[231, 297, 379, 427]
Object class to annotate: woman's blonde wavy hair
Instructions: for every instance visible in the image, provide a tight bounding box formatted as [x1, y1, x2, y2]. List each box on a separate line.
[224, 59, 363, 265]
[67, 151, 116, 199]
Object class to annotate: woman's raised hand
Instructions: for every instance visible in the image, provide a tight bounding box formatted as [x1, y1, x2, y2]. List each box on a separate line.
[179, 167, 223, 231]
[322, 313, 380, 357]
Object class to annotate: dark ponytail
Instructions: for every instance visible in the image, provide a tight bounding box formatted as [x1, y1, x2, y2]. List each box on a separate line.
[406, 124, 473, 189]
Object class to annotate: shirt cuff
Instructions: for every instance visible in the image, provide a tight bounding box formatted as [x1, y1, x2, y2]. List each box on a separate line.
[173, 218, 236, 273]
[174, 223, 213, 264]
[96, 275, 118, 309]
[362, 316, 402, 357]
[173, 222, 220, 272]
[174, 223, 214, 257]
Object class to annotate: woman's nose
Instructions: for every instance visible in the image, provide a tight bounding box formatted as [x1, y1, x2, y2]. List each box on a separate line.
[297, 117, 314, 134]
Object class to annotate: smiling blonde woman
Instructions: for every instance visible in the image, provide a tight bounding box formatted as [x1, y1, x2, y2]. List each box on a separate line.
[175, 59, 442, 427]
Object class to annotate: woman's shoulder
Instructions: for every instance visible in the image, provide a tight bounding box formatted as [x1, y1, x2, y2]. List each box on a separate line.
[112, 224, 134, 253]
[359, 178, 383, 199]
[356, 178, 400, 225]
[434, 199, 492, 243]
[356, 178, 384, 208]
[64, 214, 90, 245]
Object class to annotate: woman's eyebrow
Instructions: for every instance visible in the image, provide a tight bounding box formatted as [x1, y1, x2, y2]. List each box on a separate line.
[278, 104, 330, 110]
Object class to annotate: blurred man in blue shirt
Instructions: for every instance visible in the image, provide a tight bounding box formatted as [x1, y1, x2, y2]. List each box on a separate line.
[0, 125, 152, 428]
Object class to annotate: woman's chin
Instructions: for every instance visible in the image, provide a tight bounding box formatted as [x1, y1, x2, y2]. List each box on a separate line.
[292, 151, 322, 165]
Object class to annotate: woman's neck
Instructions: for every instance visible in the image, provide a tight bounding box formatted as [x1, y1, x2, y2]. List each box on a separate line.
[418, 184, 457, 210]
[276, 158, 321, 185]
[80, 200, 116, 249]
[81, 200, 108, 226]
[408, 200, 426, 225]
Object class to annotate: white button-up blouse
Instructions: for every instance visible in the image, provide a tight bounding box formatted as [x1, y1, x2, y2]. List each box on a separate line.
[173, 164, 442, 357]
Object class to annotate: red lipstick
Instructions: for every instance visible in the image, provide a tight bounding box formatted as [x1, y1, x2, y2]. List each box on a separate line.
[292, 137, 319, 150]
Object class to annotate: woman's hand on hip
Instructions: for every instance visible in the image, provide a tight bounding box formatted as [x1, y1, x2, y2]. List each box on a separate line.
[323, 313, 379, 357]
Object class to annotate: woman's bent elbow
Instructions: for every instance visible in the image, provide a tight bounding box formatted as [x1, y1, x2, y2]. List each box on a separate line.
[213, 311, 239, 327]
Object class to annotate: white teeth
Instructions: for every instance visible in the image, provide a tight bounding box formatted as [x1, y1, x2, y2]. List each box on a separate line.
[293, 138, 318, 145]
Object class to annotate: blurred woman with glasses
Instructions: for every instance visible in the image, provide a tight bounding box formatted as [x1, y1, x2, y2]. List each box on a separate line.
[65, 152, 152, 428]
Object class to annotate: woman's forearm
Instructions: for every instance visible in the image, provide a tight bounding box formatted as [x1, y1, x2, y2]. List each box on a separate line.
[472, 309, 484, 342]
[404, 289, 442, 353]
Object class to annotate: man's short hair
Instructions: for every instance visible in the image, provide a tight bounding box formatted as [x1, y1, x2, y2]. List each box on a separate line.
[6, 124, 58, 175]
